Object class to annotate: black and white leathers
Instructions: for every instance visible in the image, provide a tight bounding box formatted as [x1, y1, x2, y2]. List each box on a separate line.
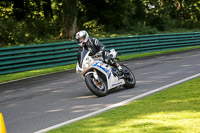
[77, 37, 121, 72]
[78, 37, 105, 56]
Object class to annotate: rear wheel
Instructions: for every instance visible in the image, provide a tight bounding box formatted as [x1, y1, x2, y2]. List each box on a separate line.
[121, 65, 136, 89]
[85, 73, 108, 97]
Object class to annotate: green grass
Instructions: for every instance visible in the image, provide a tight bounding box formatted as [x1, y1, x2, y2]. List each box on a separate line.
[0, 64, 76, 83]
[0, 45, 200, 83]
[47, 77, 200, 133]
[118, 45, 200, 61]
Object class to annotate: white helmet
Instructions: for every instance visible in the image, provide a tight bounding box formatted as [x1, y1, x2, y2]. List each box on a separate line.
[75, 30, 89, 47]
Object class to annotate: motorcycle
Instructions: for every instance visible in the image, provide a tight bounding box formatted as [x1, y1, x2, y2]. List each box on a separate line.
[76, 49, 136, 97]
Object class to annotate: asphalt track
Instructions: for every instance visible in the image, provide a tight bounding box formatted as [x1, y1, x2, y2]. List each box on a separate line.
[0, 49, 200, 133]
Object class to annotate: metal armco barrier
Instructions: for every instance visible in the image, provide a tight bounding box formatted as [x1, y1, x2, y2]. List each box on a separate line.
[0, 32, 200, 75]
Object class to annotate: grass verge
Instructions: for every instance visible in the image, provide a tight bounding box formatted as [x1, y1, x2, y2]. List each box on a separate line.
[118, 46, 200, 61]
[0, 45, 200, 83]
[0, 64, 76, 83]
[47, 76, 200, 133]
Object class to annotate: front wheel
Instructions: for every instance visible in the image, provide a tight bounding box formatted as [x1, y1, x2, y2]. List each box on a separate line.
[85, 73, 108, 97]
[121, 64, 136, 89]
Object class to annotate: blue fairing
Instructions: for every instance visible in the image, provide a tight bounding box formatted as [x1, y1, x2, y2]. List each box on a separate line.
[93, 62, 111, 79]
[108, 72, 111, 79]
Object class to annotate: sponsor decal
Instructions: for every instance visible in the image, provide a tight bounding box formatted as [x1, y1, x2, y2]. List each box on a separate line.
[93, 62, 111, 79]
[112, 81, 123, 87]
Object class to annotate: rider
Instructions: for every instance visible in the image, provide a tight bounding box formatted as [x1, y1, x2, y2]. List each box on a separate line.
[76, 30, 124, 76]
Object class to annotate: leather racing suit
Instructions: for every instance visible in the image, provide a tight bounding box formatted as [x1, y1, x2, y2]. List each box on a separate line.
[78, 37, 121, 70]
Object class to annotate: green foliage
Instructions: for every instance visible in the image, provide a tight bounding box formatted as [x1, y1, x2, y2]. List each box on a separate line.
[132, 25, 159, 35]
[0, 0, 13, 19]
[0, 18, 61, 45]
[0, 0, 200, 45]
[178, 20, 200, 29]
[147, 14, 170, 31]
[83, 20, 105, 33]
[100, 0, 136, 30]
[78, 0, 136, 31]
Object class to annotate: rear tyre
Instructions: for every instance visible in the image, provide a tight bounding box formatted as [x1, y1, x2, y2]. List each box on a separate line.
[121, 65, 136, 89]
[85, 73, 108, 97]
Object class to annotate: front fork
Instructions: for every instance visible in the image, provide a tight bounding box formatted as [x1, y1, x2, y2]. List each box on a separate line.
[85, 69, 99, 81]
[93, 69, 99, 80]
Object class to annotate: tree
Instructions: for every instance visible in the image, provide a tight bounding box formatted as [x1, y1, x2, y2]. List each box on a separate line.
[60, 0, 78, 39]
[13, 0, 25, 20]
[78, 0, 136, 30]
[42, 0, 53, 19]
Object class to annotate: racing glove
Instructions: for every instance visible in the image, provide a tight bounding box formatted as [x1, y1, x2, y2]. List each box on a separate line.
[94, 51, 103, 58]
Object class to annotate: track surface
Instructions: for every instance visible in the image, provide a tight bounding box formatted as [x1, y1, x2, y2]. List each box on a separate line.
[0, 49, 200, 133]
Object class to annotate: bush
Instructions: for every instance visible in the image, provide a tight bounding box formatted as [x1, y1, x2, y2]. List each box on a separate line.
[147, 15, 171, 31]
[131, 23, 159, 35]
[0, 18, 61, 46]
[178, 20, 200, 29]
[83, 20, 105, 34]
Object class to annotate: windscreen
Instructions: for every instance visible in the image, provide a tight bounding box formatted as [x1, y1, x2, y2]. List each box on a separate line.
[78, 49, 89, 67]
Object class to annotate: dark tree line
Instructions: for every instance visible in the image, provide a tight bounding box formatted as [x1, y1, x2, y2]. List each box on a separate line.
[13, 0, 53, 20]
[0, 0, 200, 45]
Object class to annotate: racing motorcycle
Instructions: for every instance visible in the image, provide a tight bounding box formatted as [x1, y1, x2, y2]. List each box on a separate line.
[76, 49, 136, 97]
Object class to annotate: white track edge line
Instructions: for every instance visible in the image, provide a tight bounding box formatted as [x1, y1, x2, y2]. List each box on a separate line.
[34, 73, 200, 133]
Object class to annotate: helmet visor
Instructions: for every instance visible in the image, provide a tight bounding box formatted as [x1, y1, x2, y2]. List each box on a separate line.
[77, 37, 85, 47]
[77, 37, 85, 43]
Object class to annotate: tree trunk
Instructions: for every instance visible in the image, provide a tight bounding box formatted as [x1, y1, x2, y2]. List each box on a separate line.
[61, 0, 78, 39]
[13, 0, 25, 20]
[160, 0, 164, 8]
[175, 0, 180, 10]
[42, 0, 53, 19]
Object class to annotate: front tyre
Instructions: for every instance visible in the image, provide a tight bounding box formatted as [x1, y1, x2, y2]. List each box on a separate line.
[85, 73, 108, 97]
[121, 65, 136, 89]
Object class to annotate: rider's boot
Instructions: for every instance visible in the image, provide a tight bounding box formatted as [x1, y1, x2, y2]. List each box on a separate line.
[108, 58, 125, 78]
[114, 63, 125, 79]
